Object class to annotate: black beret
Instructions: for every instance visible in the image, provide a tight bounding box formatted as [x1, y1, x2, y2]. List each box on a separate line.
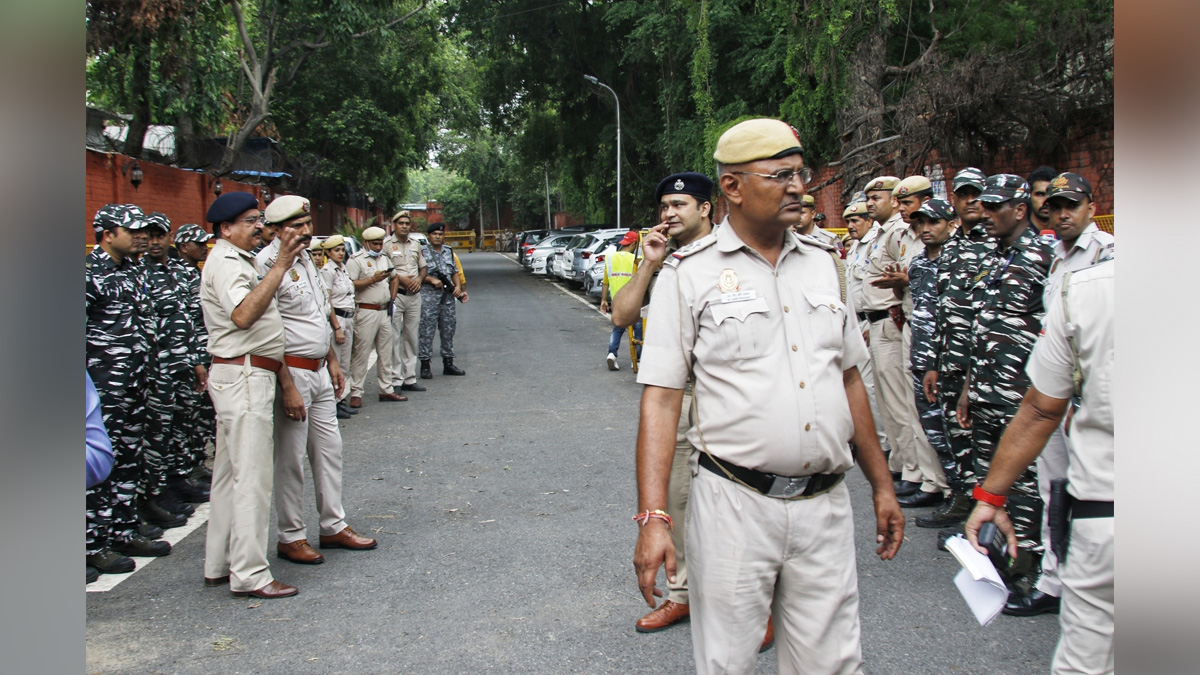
[654, 172, 714, 205]
[205, 192, 260, 225]
[426, 222, 446, 233]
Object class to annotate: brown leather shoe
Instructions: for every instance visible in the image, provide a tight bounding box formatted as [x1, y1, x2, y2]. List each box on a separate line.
[759, 615, 774, 653]
[277, 539, 325, 565]
[231, 580, 298, 599]
[378, 391, 408, 402]
[635, 600, 690, 633]
[204, 575, 230, 587]
[319, 526, 378, 550]
[349, 396, 362, 408]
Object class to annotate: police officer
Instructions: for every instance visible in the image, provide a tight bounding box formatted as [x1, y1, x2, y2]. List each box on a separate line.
[173, 223, 218, 487]
[201, 191, 304, 599]
[86, 204, 172, 575]
[319, 235, 358, 418]
[384, 210, 427, 394]
[256, 196, 377, 567]
[966, 259, 1114, 674]
[633, 119, 904, 674]
[347, 226, 402, 406]
[418, 223, 469, 379]
[792, 194, 840, 248]
[927, 167, 994, 537]
[956, 174, 1054, 580]
[843, 200, 892, 460]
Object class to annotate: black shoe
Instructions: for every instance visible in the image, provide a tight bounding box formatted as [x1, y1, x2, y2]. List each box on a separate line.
[138, 520, 165, 540]
[337, 407, 352, 419]
[87, 565, 99, 584]
[87, 549, 136, 574]
[113, 534, 172, 557]
[937, 524, 965, 551]
[1002, 587, 1061, 617]
[891, 471, 903, 481]
[337, 402, 359, 416]
[893, 480, 923, 497]
[898, 490, 945, 508]
[157, 492, 196, 516]
[443, 358, 465, 376]
[400, 382, 426, 392]
[420, 360, 433, 380]
[139, 500, 188, 529]
[168, 478, 210, 503]
[915, 491, 973, 528]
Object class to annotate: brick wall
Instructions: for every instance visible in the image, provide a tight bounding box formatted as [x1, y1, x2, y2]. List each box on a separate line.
[85, 150, 388, 246]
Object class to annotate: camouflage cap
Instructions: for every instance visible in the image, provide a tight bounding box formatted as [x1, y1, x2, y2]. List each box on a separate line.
[1045, 172, 1093, 203]
[173, 223, 212, 245]
[979, 174, 1030, 203]
[143, 211, 171, 234]
[893, 175, 932, 198]
[952, 167, 987, 193]
[93, 204, 146, 234]
[843, 201, 870, 218]
[914, 197, 955, 221]
[863, 176, 900, 193]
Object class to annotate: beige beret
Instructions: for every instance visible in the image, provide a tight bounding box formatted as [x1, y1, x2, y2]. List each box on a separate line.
[263, 195, 310, 224]
[308, 237, 324, 250]
[800, 194, 815, 206]
[362, 226, 386, 241]
[713, 118, 804, 164]
[322, 234, 345, 249]
[843, 202, 870, 218]
[893, 175, 933, 197]
[392, 210, 410, 222]
[863, 176, 900, 193]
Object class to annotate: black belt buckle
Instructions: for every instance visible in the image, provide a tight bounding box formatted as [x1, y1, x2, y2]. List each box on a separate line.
[767, 474, 812, 499]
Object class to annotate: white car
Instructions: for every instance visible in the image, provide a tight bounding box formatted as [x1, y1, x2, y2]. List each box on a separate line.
[527, 233, 574, 275]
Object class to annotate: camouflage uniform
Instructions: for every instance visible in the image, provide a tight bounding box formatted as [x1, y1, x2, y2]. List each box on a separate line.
[171, 255, 215, 473]
[909, 251, 960, 490]
[418, 243, 459, 361]
[968, 224, 1054, 551]
[85, 210, 153, 553]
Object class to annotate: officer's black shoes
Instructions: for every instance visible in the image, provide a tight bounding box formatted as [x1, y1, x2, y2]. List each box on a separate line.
[891, 471, 903, 481]
[898, 489, 945, 508]
[893, 480, 923, 497]
[139, 500, 188, 529]
[399, 382, 426, 392]
[915, 491, 972, 528]
[86, 565, 99, 584]
[420, 359, 433, 379]
[937, 523, 965, 551]
[156, 492, 196, 517]
[337, 406, 352, 419]
[113, 534, 172, 558]
[337, 401, 358, 416]
[168, 477, 210, 503]
[1003, 586, 1061, 616]
[138, 520, 165, 540]
[87, 549, 136, 574]
[443, 358, 465, 376]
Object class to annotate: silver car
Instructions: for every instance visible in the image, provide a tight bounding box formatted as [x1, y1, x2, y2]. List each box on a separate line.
[527, 233, 574, 275]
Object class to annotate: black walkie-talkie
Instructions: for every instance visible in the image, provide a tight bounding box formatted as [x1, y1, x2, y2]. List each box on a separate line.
[978, 522, 1014, 573]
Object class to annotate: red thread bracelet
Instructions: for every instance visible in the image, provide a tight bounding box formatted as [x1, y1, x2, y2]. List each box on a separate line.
[633, 510, 673, 530]
[972, 485, 1007, 508]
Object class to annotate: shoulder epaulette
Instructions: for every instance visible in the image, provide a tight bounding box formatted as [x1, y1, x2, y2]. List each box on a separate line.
[663, 233, 718, 268]
[795, 233, 836, 252]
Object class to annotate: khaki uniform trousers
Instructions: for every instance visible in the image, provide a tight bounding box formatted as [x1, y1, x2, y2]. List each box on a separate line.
[349, 307, 394, 399]
[333, 315, 354, 403]
[204, 362, 277, 593]
[856, 348, 892, 454]
[869, 318, 946, 493]
[1036, 426, 1071, 597]
[273, 366, 347, 544]
[390, 293, 422, 387]
[689, 472, 863, 675]
[1052, 517, 1114, 674]
[665, 392, 694, 604]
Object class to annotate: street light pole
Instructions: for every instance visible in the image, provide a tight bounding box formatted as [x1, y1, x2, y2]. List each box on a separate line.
[583, 74, 620, 228]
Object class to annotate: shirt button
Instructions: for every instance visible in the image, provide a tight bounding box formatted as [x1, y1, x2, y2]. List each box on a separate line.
[799, 381, 806, 389]
[804, 423, 811, 431]
[792, 345, 798, 352]
[784, 306, 790, 312]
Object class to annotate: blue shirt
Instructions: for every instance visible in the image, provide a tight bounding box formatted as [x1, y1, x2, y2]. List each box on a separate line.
[85, 370, 114, 488]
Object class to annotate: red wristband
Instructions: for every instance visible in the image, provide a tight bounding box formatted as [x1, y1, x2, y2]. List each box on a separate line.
[972, 485, 1007, 508]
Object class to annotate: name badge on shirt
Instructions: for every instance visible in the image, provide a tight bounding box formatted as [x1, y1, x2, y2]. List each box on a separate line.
[720, 290, 757, 304]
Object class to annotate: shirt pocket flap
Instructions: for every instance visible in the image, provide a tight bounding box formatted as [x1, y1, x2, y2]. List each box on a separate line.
[709, 296, 770, 325]
[802, 289, 846, 316]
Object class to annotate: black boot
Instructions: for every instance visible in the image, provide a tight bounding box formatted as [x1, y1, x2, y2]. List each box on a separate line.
[443, 358, 465, 376]
[915, 491, 972, 528]
[420, 359, 433, 380]
[139, 500, 187, 529]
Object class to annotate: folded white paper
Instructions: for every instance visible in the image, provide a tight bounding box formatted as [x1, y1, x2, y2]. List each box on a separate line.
[946, 535, 1010, 626]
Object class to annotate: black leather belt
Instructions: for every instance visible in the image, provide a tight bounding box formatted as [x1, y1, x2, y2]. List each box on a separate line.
[699, 453, 844, 500]
[334, 308, 354, 318]
[1071, 500, 1113, 519]
[859, 309, 891, 323]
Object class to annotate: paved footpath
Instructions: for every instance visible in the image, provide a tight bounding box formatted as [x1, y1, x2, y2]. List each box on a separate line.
[86, 252, 1058, 674]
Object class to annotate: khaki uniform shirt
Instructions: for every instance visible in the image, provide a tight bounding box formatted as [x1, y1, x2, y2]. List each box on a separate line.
[320, 260, 356, 311]
[846, 224, 882, 317]
[637, 224, 870, 477]
[345, 249, 393, 305]
[201, 238, 286, 360]
[879, 217, 925, 317]
[1044, 222, 1116, 308]
[383, 235, 426, 281]
[801, 227, 841, 249]
[858, 212, 905, 311]
[255, 239, 331, 360]
[1026, 260, 1114, 501]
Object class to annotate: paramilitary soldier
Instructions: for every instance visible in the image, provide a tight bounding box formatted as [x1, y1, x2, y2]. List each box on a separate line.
[173, 223, 218, 488]
[255, 196, 377, 566]
[86, 204, 171, 576]
[956, 174, 1054, 586]
[634, 118, 904, 674]
[418, 222, 468, 379]
[201, 191, 305, 599]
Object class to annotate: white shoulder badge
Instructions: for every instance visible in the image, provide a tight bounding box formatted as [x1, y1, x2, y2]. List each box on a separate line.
[663, 233, 718, 268]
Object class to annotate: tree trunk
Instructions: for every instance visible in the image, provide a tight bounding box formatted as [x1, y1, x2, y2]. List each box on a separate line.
[837, 14, 890, 201]
[123, 43, 152, 158]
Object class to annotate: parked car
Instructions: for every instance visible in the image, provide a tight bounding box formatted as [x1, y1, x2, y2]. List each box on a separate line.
[557, 234, 596, 283]
[527, 233, 574, 275]
[517, 230, 550, 265]
[573, 232, 626, 287]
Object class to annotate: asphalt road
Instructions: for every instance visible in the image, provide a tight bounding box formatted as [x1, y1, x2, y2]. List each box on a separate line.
[85, 252, 1059, 674]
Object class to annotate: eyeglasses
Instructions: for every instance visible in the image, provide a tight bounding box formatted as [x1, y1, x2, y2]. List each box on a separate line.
[733, 167, 813, 186]
[237, 214, 266, 224]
